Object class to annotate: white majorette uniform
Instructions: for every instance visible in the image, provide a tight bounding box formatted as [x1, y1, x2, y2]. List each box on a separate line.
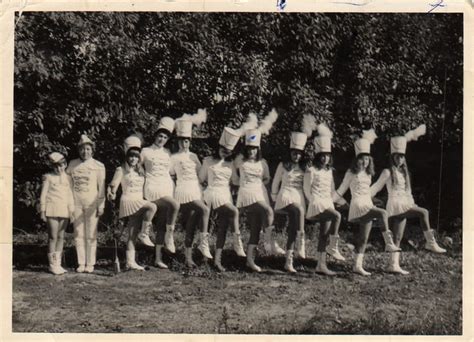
[371, 169, 415, 217]
[171, 150, 202, 204]
[304, 168, 336, 218]
[141, 145, 174, 201]
[67, 135, 105, 269]
[334, 130, 377, 223]
[273, 163, 305, 212]
[110, 165, 150, 219]
[40, 172, 75, 218]
[234, 129, 271, 208]
[200, 157, 234, 209]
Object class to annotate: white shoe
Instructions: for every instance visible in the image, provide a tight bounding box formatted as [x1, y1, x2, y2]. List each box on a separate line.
[246, 245, 262, 272]
[54, 252, 67, 274]
[198, 232, 213, 259]
[232, 233, 246, 257]
[126, 250, 145, 271]
[264, 226, 285, 255]
[284, 250, 297, 273]
[353, 253, 371, 276]
[295, 231, 306, 259]
[326, 235, 346, 261]
[164, 225, 176, 254]
[383, 231, 402, 252]
[47, 253, 62, 275]
[316, 253, 337, 276]
[423, 229, 447, 253]
[84, 265, 95, 273]
[76, 265, 86, 273]
[138, 221, 155, 247]
[387, 252, 409, 275]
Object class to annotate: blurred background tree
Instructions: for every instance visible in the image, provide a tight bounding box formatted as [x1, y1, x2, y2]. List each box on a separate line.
[14, 12, 462, 232]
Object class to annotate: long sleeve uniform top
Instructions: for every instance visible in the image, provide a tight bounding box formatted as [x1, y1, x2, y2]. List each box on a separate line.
[66, 158, 105, 209]
[109, 165, 145, 201]
[303, 167, 335, 202]
[199, 157, 234, 189]
[40, 172, 75, 213]
[170, 151, 201, 185]
[141, 145, 174, 200]
[271, 163, 305, 196]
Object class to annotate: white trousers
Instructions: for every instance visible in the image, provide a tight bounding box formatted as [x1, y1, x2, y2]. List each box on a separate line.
[74, 205, 99, 266]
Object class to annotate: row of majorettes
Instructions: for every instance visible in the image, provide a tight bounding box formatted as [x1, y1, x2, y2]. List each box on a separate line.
[40, 110, 446, 277]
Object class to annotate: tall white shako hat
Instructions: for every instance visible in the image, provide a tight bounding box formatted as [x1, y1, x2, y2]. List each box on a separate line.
[49, 152, 66, 164]
[245, 129, 262, 147]
[157, 116, 175, 135]
[123, 135, 142, 154]
[313, 124, 332, 154]
[390, 124, 426, 154]
[219, 127, 241, 150]
[354, 129, 377, 156]
[290, 132, 307, 151]
[77, 134, 95, 148]
[175, 119, 193, 138]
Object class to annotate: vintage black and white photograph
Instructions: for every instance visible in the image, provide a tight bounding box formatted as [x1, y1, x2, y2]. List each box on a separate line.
[10, 10, 462, 335]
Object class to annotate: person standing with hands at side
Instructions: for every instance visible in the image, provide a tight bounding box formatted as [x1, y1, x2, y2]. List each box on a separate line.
[40, 152, 75, 275]
[67, 135, 105, 273]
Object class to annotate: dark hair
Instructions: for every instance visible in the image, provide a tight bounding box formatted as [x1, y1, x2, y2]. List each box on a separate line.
[124, 148, 145, 177]
[389, 154, 411, 191]
[349, 154, 374, 176]
[312, 152, 333, 170]
[283, 149, 310, 172]
[154, 128, 172, 138]
[212, 145, 236, 162]
[242, 146, 262, 161]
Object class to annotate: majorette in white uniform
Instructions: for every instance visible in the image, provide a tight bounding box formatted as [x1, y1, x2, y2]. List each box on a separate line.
[110, 137, 150, 219]
[272, 133, 306, 213]
[141, 117, 175, 201]
[171, 119, 203, 204]
[67, 135, 105, 273]
[200, 127, 240, 210]
[334, 130, 377, 222]
[40, 153, 75, 219]
[235, 129, 271, 208]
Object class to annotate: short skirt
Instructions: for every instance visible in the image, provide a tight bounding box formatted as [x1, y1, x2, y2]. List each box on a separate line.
[237, 184, 270, 208]
[348, 196, 374, 222]
[144, 179, 174, 201]
[306, 196, 334, 219]
[119, 195, 150, 219]
[203, 186, 233, 209]
[174, 181, 202, 204]
[275, 187, 306, 213]
[386, 195, 416, 217]
[45, 201, 71, 219]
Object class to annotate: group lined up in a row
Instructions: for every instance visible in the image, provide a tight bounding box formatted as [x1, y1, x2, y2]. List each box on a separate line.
[40, 110, 446, 277]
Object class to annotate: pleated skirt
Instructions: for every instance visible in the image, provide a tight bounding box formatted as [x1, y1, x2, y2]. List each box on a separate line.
[306, 196, 334, 219]
[45, 202, 70, 218]
[174, 181, 202, 204]
[203, 186, 233, 209]
[237, 184, 270, 208]
[386, 195, 416, 217]
[348, 196, 374, 222]
[119, 194, 150, 218]
[144, 179, 174, 202]
[275, 188, 306, 213]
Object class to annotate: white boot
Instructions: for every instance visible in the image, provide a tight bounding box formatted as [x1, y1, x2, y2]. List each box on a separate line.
[387, 252, 409, 275]
[126, 250, 145, 271]
[382, 231, 402, 252]
[214, 249, 226, 272]
[54, 251, 67, 274]
[138, 221, 155, 247]
[246, 244, 262, 272]
[353, 253, 371, 276]
[154, 245, 168, 269]
[185, 247, 196, 268]
[316, 252, 336, 276]
[263, 226, 285, 255]
[232, 232, 246, 257]
[284, 250, 297, 273]
[198, 232, 213, 259]
[326, 235, 345, 261]
[75, 239, 86, 273]
[164, 224, 176, 253]
[48, 253, 62, 275]
[295, 231, 306, 259]
[85, 240, 96, 273]
[423, 229, 447, 253]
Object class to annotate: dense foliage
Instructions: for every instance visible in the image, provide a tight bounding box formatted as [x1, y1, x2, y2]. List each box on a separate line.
[14, 12, 462, 231]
